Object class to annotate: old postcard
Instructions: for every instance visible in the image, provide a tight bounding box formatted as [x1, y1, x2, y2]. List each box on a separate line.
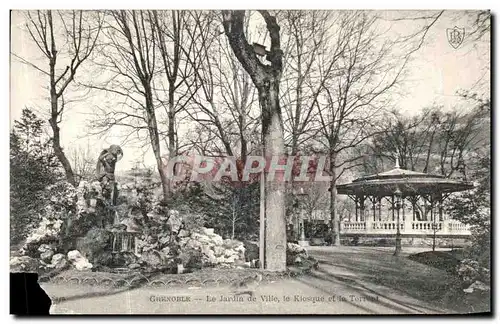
[9, 9, 491, 315]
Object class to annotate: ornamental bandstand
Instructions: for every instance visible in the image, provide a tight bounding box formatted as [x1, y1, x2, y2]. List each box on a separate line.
[336, 159, 474, 247]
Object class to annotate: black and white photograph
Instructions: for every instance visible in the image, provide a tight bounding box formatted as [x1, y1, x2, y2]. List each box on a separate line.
[8, 7, 491, 315]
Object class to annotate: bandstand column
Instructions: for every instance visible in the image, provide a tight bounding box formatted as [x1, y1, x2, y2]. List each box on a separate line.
[378, 197, 382, 221]
[400, 196, 404, 233]
[439, 193, 444, 221]
[391, 196, 395, 221]
[360, 195, 365, 222]
[365, 195, 373, 231]
[372, 197, 376, 222]
[403, 196, 412, 232]
[355, 196, 359, 222]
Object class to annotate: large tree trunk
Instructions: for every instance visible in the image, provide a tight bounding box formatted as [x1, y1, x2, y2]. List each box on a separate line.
[260, 79, 287, 271]
[223, 10, 286, 271]
[329, 152, 340, 246]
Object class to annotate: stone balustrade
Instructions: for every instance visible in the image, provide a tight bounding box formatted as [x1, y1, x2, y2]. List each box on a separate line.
[341, 219, 471, 236]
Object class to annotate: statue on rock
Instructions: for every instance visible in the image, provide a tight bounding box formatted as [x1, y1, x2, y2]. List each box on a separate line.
[96, 144, 123, 206]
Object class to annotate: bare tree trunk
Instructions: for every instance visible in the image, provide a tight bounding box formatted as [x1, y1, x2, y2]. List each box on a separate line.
[49, 117, 76, 186]
[232, 198, 236, 239]
[49, 58, 76, 186]
[167, 87, 176, 195]
[329, 152, 340, 246]
[23, 10, 102, 187]
[145, 85, 169, 203]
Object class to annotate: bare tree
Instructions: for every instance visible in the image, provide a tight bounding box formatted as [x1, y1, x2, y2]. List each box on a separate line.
[436, 104, 490, 178]
[279, 10, 338, 155]
[88, 10, 173, 200]
[87, 10, 203, 201]
[18, 10, 103, 185]
[368, 101, 489, 178]
[312, 11, 443, 246]
[222, 10, 286, 271]
[68, 142, 96, 183]
[367, 107, 443, 173]
[152, 11, 200, 180]
[183, 11, 259, 162]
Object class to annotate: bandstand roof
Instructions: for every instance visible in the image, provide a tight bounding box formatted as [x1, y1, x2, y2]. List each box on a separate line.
[336, 164, 474, 197]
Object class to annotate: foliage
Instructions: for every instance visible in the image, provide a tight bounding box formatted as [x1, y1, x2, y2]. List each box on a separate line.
[10, 108, 62, 244]
[168, 181, 259, 240]
[78, 227, 111, 265]
[456, 259, 490, 288]
[20, 181, 79, 256]
[446, 153, 490, 269]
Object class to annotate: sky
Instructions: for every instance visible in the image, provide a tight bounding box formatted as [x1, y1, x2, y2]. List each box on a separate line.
[9, 10, 490, 174]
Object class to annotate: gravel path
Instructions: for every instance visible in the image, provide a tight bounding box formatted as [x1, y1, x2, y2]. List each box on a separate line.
[43, 246, 462, 315]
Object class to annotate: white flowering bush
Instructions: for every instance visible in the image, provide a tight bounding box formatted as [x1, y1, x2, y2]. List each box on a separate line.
[287, 242, 307, 254]
[25, 217, 63, 246]
[76, 180, 103, 215]
[457, 259, 490, 286]
[46, 181, 78, 212]
[20, 181, 78, 256]
[21, 180, 107, 258]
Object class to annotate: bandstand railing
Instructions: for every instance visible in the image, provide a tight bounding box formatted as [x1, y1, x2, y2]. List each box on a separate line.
[341, 219, 471, 236]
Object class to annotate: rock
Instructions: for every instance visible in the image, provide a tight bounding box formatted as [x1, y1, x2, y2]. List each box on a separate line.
[225, 255, 237, 263]
[128, 263, 141, 270]
[464, 280, 490, 293]
[40, 250, 54, 263]
[179, 237, 189, 247]
[205, 248, 215, 259]
[287, 242, 306, 254]
[38, 244, 53, 253]
[51, 253, 67, 269]
[207, 255, 218, 264]
[121, 218, 142, 233]
[122, 251, 139, 266]
[186, 239, 202, 250]
[211, 235, 223, 246]
[169, 209, 180, 218]
[178, 230, 189, 238]
[67, 250, 83, 262]
[67, 250, 93, 271]
[74, 259, 93, 271]
[10, 256, 39, 272]
[158, 236, 170, 245]
[203, 228, 215, 236]
[140, 250, 163, 266]
[191, 233, 210, 244]
[161, 246, 171, 256]
[214, 246, 225, 256]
